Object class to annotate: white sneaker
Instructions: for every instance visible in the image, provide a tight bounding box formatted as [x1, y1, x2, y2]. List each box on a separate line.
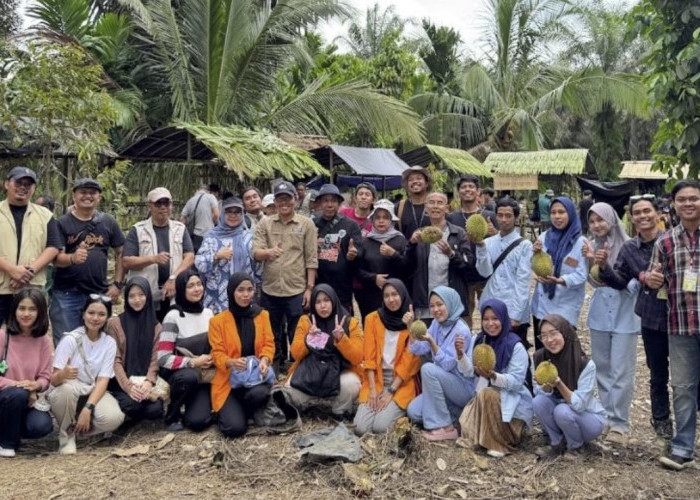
[0, 446, 16, 458]
[59, 435, 76, 455]
[486, 449, 506, 458]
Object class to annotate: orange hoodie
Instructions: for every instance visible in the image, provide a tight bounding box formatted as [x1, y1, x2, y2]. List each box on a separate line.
[358, 312, 421, 409]
[208, 310, 275, 412]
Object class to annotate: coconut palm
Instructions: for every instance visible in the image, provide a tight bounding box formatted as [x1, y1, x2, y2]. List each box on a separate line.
[336, 3, 411, 58]
[461, 0, 649, 153]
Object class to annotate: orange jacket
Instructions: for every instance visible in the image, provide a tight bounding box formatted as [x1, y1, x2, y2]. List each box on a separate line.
[286, 314, 364, 382]
[208, 310, 275, 412]
[358, 312, 421, 409]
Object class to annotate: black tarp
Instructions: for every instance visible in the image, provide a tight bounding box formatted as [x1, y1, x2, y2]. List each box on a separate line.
[576, 177, 634, 217]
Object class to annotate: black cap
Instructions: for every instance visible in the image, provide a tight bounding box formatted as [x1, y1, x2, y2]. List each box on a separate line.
[221, 196, 244, 210]
[7, 166, 37, 183]
[317, 184, 344, 202]
[274, 182, 297, 198]
[73, 177, 103, 192]
[355, 181, 377, 198]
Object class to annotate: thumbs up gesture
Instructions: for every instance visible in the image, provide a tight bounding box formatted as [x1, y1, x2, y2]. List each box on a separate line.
[582, 239, 594, 259]
[594, 241, 610, 269]
[72, 241, 88, 264]
[379, 241, 396, 257]
[402, 304, 415, 327]
[346, 238, 358, 261]
[216, 242, 233, 262]
[645, 263, 664, 290]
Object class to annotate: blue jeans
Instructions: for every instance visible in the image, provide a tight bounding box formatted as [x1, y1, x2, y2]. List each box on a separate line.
[532, 395, 604, 449]
[406, 363, 474, 430]
[262, 292, 303, 365]
[0, 387, 53, 450]
[50, 289, 89, 345]
[589, 329, 637, 433]
[668, 335, 700, 458]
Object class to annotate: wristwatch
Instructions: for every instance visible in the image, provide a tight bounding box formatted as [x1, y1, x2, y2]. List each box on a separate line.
[85, 402, 96, 413]
[168, 274, 176, 281]
[387, 386, 397, 395]
[113, 280, 125, 290]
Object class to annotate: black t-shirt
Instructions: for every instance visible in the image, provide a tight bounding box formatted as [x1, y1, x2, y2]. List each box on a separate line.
[446, 208, 498, 283]
[124, 223, 194, 286]
[53, 212, 125, 293]
[9, 204, 61, 261]
[314, 215, 363, 307]
[396, 200, 429, 240]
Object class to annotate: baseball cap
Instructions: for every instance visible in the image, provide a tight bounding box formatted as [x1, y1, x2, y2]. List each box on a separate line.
[221, 197, 244, 210]
[317, 184, 344, 202]
[7, 166, 37, 183]
[73, 177, 103, 192]
[262, 194, 275, 207]
[274, 182, 296, 198]
[147, 187, 172, 203]
[355, 182, 378, 198]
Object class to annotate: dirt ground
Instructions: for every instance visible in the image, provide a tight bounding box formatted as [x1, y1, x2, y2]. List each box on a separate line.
[1, 287, 698, 500]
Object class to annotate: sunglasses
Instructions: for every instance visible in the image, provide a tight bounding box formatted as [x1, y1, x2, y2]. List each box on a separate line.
[89, 294, 112, 303]
[629, 194, 656, 202]
[152, 199, 171, 207]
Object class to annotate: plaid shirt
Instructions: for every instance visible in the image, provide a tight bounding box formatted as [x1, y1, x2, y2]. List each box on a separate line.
[650, 224, 700, 336]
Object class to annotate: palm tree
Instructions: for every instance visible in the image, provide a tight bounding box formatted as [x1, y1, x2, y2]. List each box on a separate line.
[461, 0, 649, 155]
[336, 3, 411, 58]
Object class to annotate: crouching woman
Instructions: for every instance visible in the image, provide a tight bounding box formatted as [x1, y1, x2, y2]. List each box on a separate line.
[48, 295, 125, 454]
[532, 314, 606, 456]
[354, 279, 420, 435]
[406, 286, 475, 441]
[282, 285, 363, 418]
[458, 299, 533, 458]
[209, 273, 275, 438]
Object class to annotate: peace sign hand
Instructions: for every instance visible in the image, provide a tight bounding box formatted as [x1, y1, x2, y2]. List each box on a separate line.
[332, 314, 347, 341]
[309, 314, 320, 334]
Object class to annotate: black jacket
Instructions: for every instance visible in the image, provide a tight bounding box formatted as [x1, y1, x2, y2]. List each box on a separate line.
[407, 221, 475, 313]
[355, 234, 409, 311]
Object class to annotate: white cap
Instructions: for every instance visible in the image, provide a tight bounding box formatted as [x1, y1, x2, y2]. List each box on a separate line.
[369, 198, 399, 221]
[262, 194, 275, 207]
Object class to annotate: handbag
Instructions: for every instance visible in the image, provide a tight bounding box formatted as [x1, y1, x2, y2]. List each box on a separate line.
[290, 348, 341, 398]
[229, 356, 275, 389]
[176, 346, 215, 383]
[128, 375, 171, 402]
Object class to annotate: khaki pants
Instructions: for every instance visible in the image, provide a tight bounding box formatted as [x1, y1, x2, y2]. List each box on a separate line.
[48, 379, 125, 442]
[283, 371, 361, 416]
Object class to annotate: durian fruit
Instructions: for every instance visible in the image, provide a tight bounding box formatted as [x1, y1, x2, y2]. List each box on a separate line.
[465, 214, 488, 243]
[532, 250, 554, 278]
[473, 343, 496, 372]
[534, 361, 559, 385]
[421, 226, 443, 244]
[409, 320, 428, 340]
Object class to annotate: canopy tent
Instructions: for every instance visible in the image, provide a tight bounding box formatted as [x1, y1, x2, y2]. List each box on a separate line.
[575, 177, 634, 217]
[399, 144, 491, 177]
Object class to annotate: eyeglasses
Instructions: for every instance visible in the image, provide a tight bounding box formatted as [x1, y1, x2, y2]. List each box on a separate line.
[676, 196, 700, 205]
[89, 294, 112, 302]
[152, 199, 171, 207]
[629, 194, 655, 202]
[537, 330, 560, 342]
[12, 179, 34, 188]
[225, 208, 243, 216]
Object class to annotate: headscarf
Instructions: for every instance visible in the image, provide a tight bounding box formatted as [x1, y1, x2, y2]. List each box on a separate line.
[174, 269, 204, 317]
[120, 277, 158, 377]
[588, 202, 629, 266]
[310, 284, 350, 336]
[429, 285, 464, 327]
[474, 299, 522, 373]
[377, 278, 411, 331]
[543, 197, 582, 299]
[227, 272, 263, 357]
[208, 206, 250, 274]
[533, 314, 588, 393]
[367, 208, 402, 243]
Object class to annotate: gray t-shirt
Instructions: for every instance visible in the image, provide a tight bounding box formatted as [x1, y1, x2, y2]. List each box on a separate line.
[181, 191, 218, 236]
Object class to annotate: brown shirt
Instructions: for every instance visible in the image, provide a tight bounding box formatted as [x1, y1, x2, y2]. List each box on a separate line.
[253, 213, 318, 297]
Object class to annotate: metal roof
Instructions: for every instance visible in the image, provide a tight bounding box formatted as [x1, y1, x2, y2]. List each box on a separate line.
[310, 144, 409, 177]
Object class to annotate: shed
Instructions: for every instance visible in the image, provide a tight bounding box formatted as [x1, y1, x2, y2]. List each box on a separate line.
[399, 144, 491, 177]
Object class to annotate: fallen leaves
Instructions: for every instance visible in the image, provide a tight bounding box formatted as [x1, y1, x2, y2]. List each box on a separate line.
[112, 444, 150, 457]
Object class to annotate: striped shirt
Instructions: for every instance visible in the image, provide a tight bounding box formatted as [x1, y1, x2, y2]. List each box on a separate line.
[650, 224, 700, 336]
[157, 308, 214, 369]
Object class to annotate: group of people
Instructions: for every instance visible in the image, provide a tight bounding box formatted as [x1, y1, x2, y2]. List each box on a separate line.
[0, 163, 699, 472]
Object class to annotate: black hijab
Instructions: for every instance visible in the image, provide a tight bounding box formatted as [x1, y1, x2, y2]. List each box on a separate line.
[310, 284, 350, 336]
[533, 314, 588, 393]
[227, 272, 263, 357]
[377, 278, 411, 331]
[120, 277, 158, 377]
[174, 269, 204, 317]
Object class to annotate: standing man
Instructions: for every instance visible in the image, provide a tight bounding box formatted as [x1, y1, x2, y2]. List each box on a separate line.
[446, 174, 498, 328]
[647, 180, 700, 470]
[0, 166, 60, 325]
[51, 178, 125, 343]
[396, 166, 432, 240]
[295, 182, 311, 216]
[180, 184, 219, 253]
[474, 197, 533, 343]
[340, 182, 376, 236]
[254, 182, 318, 373]
[124, 187, 195, 322]
[241, 186, 266, 232]
[481, 187, 496, 212]
[313, 184, 363, 314]
[538, 189, 554, 232]
[579, 190, 595, 236]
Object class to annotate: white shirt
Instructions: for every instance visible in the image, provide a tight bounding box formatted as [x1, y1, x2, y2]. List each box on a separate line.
[382, 329, 400, 370]
[53, 329, 117, 384]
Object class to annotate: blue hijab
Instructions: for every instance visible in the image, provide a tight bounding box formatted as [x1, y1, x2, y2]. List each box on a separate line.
[474, 299, 521, 373]
[208, 209, 250, 276]
[543, 197, 581, 299]
[430, 285, 464, 327]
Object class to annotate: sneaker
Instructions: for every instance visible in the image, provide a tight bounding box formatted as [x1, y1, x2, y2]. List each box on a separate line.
[658, 454, 696, 471]
[422, 426, 458, 441]
[651, 418, 673, 439]
[166, 421, 185, 432]
[0, 446, 16, 458]
[58, 435, 77, 455]
[486, 449, 506, 458]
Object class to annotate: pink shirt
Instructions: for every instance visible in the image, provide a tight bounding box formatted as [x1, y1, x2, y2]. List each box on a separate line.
[0, 328, 53, 391]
